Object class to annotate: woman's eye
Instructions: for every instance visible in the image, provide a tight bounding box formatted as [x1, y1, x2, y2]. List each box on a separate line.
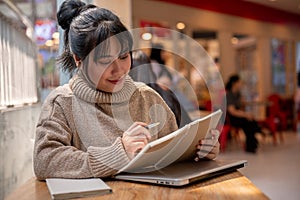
[119, 53, 129, 60]
[98, 58, 112, 65]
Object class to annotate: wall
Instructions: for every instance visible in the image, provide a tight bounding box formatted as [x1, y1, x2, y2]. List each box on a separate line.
[0, 105, 41, 199]
[94, 0, 132, 28]
[132, 0, 300, 40]
[132, 0, 300, 99]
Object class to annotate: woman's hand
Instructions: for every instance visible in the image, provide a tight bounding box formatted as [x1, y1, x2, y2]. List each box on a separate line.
[194, 129, 220, 161]
[122, 122, 151, 160]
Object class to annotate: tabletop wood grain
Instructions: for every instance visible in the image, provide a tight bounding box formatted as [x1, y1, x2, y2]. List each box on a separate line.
[5, 171, 269, 200]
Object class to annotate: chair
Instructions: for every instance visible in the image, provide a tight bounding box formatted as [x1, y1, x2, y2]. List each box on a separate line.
[219, 114, 243, 152]
[267, 94, 288, 130]
[281, 97, 295, 130]
[257, 94, 285, 145]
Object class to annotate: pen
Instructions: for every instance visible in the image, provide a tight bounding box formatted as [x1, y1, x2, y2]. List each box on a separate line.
[144, 122, 160, 130]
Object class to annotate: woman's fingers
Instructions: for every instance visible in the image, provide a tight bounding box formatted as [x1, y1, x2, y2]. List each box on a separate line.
[127, 125, 151, 140]
[122, 136, 148, 159]
[196, 142, 220, 160]
[122, 122, 152, 159]
[195, 130, 220, 161]
[125, 141, 147, 159]
[126, 122, 148, 132]
[200, 151, 217, 160]
[204, 129, 220, 141]
[123, 133, 148, 143]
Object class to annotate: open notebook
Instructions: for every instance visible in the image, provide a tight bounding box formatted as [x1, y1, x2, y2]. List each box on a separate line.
[114, 109, 247, 186]
[118, 109, 223, 173]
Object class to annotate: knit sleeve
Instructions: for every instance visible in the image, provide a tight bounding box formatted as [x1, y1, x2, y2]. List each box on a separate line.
[87, 138, 130, 177]
[33, 94, 130, 180]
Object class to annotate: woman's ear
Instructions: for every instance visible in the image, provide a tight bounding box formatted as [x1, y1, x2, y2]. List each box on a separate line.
[73, 54, 81, 67]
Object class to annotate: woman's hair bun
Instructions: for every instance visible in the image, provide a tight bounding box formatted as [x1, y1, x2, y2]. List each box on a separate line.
[57, 0, 86, 30]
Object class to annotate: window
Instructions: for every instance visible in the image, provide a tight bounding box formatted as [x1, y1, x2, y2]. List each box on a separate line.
[0, 10, 38, 109]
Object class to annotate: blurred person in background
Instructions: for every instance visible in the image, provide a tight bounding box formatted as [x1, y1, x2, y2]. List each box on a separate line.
[225, 74, 263, 153]
[130, 50, 192, 128]
[149, 43, 166, 78]
[150, 44, 198, 111]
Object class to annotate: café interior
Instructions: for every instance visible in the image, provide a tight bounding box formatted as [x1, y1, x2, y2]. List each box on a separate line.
[1, 0, 300, 199]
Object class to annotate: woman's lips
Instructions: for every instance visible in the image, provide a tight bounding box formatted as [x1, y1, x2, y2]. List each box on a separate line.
[107, 77, 124, 85]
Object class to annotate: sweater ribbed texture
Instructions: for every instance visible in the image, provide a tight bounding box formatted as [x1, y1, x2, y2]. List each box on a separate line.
[69, 70, 136, 104]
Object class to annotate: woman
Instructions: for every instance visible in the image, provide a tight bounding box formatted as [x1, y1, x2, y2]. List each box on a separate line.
[33, 0, 219, 180]
[130, 50, 192, 128]
[225, 74, 261, 153]
[149, 43, 166, 78]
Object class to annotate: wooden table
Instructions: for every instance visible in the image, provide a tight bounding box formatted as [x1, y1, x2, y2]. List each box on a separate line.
[5, 171, 269, 200]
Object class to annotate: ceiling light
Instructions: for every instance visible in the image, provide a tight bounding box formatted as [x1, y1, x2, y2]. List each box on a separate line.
[141, 32, 152, 41]
[231, 37, 239, 44]
[45, 40, 54, 47]
[176, 22, 186, 30]
[52, 32, 59, 40]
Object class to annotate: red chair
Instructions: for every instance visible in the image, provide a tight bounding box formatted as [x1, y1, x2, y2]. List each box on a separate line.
[219, 124, 230, 151]
[219, 114, 243, 152]
[267, 94, 288, 130]
[258, 94, 286, 145]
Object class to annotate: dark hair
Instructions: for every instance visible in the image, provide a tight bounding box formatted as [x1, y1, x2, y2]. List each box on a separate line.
[225, 74, 240, 91]
[56, 0, 133, 74]
[149, 43, 165, 65]
[130, 50, 156, 84]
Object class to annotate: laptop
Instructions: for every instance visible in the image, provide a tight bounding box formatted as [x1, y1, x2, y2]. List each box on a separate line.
[114, 159, 247, 186]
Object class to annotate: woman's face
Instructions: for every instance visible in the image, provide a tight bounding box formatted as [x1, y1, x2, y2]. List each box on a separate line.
[85, 37, 131, 93]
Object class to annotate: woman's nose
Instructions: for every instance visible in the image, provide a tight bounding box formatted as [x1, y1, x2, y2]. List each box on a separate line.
[110, 59, 123, 74]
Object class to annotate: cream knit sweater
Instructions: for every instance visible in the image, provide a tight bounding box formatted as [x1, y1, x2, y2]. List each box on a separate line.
[33, 72, 178, 180]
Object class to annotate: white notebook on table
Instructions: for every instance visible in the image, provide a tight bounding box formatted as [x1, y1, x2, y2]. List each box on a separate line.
[46, 178, 112, 200]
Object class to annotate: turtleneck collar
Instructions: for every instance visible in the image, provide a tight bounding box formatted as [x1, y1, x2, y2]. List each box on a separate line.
[69, 70, 137, 104]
